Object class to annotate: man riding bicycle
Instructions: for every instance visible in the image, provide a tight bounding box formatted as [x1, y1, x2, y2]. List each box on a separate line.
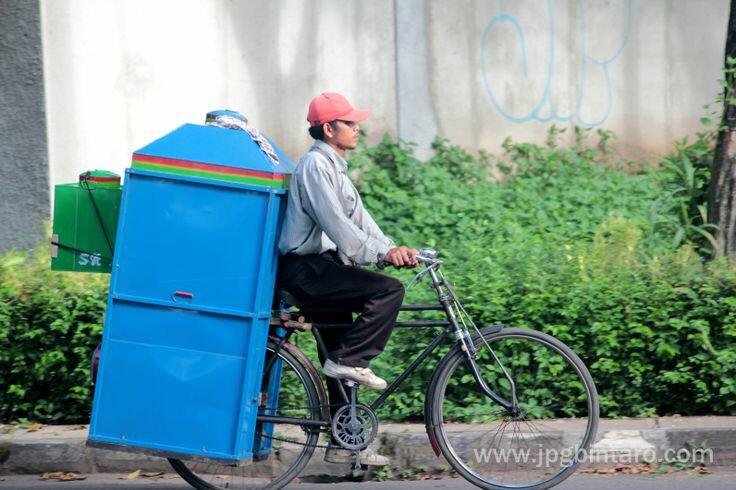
[277, 92, 418, 465]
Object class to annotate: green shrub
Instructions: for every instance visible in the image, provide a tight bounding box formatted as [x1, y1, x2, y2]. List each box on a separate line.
[346, 133, 736, 420]
[649, 130, 717, 254]
[0, 247, 107, 423]
[1, 130, 734, 423]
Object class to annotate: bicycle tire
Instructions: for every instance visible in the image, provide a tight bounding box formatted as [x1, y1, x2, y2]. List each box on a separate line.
[427, 326, 599, 490]
[169, 339, 322, 489]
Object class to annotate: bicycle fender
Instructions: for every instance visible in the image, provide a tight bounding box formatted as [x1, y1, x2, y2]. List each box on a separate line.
[424, 351, 449, 458]
[269, 336, 331, 422]
[470, 323, 505, 340]
[423, 420, 442, 457]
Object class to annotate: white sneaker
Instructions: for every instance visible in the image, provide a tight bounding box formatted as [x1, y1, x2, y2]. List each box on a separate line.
[324, 444, 390, 466]
[322, 359, 387, 390]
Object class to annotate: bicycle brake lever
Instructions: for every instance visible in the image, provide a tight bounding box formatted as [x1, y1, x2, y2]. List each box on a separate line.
[406, 267, 431, 290]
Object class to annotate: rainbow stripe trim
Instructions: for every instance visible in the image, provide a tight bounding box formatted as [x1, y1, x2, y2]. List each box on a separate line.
[79, 176, 120, 187]
[131, 154, 287, 189]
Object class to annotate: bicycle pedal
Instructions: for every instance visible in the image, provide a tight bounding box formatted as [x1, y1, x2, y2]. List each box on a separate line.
[348, 468, 365, 480]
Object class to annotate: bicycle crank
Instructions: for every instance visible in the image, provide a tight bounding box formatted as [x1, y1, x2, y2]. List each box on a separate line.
[332, 380, 378, 467]
[331, 402, 378, 451]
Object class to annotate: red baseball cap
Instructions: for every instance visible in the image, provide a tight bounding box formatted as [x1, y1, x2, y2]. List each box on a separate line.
[307, 92, 371, 127]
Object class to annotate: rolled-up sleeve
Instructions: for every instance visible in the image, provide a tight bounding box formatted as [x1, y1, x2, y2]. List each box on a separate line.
[299, 161, 392, 265]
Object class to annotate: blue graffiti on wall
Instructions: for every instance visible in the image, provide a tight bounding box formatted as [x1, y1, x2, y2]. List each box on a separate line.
[480, 0, 632, 126]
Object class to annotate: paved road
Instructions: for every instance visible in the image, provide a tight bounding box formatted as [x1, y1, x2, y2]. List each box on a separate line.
[1, 469, 735, 490]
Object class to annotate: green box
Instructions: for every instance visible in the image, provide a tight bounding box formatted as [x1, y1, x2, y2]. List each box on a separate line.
[51, 171, 122, 273]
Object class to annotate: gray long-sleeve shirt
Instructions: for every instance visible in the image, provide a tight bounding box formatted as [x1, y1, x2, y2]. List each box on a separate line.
[278, 140, 394, 265]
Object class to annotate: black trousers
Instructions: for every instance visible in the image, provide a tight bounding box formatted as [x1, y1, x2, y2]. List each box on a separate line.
[277, 251, 404, 415]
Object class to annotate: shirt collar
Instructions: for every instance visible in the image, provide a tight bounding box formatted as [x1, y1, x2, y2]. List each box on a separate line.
[312, 140, 348, 172]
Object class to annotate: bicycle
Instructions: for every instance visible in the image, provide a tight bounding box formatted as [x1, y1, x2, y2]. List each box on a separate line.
[168, 248, 599, 490]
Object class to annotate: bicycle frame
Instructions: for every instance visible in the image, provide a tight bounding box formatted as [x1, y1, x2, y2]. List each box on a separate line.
[257, 252, 519, 429]
[312, 306, 455, 411]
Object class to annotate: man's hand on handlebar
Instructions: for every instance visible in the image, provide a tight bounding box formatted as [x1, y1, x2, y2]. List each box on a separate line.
[384, 246, 419, 268]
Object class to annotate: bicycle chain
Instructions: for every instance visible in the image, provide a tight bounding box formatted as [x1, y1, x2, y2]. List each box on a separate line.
[255, 403, 337, 450]
[260, 402, 344, 412]
[254, 431, 331, 450]
[255, 402, 364, 450]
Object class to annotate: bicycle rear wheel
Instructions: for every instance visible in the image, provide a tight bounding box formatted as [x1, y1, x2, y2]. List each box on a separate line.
[169, 340, 322, 489]
[427, 327, 598, 490]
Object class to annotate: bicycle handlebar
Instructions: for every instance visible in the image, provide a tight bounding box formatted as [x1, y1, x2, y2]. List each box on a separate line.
[377, 248, 439, 270]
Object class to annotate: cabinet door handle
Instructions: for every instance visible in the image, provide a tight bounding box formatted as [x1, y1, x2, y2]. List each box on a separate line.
[173, 291, 194, 299]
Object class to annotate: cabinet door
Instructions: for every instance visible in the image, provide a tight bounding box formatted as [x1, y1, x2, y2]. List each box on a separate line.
[90, 301, 253, 459]
[112, 172, 268, 314]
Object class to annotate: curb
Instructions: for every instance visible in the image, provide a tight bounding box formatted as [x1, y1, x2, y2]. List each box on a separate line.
[1, 418, 734, 476]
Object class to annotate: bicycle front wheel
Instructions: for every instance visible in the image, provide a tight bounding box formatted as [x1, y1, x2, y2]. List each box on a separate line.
[169, 339, 322, 489]
[427, 327, 599, 490]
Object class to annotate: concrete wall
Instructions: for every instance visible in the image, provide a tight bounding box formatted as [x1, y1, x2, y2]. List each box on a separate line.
[41, 0, 729, 187]
[0, 0, 727, 251]
[0, 1, 49, 251]
[41, 0, 396, 190]
[415, 0, 729, 161]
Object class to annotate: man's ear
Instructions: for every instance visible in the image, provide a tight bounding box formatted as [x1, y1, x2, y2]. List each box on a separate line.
[323, 122, 335, 139]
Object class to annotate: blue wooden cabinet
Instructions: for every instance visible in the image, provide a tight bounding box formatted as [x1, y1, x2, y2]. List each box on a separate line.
[88, 123, 294, 462]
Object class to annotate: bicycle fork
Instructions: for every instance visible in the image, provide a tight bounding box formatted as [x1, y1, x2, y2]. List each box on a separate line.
[428, 267, 519, 414]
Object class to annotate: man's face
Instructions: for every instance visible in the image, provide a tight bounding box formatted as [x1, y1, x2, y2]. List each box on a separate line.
[324, 120, 360, 151]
